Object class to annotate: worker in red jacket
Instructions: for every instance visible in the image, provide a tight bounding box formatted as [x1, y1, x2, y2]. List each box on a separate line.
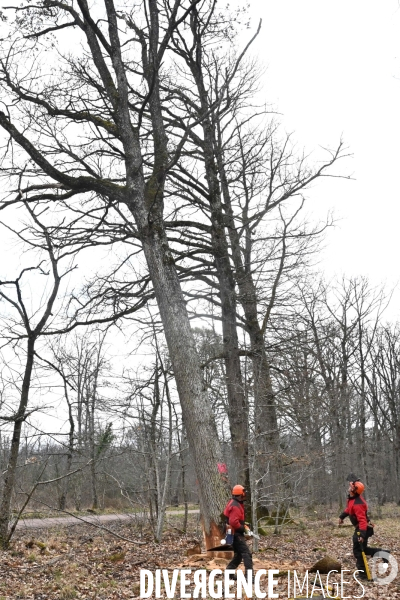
[223, 484, 253, 579]
[339, 479, 390, 580]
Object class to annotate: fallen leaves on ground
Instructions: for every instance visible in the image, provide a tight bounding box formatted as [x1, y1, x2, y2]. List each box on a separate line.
[0, 511, 399, 599]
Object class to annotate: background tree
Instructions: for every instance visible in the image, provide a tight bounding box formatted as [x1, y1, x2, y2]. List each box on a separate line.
[0, 202, 74, 547]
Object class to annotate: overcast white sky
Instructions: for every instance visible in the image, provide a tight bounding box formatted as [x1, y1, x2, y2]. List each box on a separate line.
[1, 0, 399, 312]
[245, 0, 400, 313]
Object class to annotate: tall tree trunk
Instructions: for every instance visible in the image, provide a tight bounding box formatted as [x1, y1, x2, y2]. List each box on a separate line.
[218, 157, 280, 483]
[395, 424, 400, 503]
[134, 219, 228, 545]
[359, 375, 369, 486]
[59, 381, 75, 511]
[89, 387, 98, 510]
[74, 367, 84, 511]
[0, 337, 35, 547]
[155, 363, 173, 543]
[183, 25, 250, 496]
[149, 361, 161, 535]
[90, 457, 98, 510]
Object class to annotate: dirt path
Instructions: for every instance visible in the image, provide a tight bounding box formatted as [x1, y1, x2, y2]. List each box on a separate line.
[16, 509, 200, 530]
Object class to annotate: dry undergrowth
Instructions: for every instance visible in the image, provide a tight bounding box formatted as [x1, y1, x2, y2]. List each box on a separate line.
[0, 513, 399, 599]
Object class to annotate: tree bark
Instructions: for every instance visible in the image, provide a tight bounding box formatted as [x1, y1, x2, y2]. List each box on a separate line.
[218, 158, 280, 465]
[59, 380, 75, 511]
[0, 337, 35, 547]
[180, 14, 250, 494]
[136, 216, 228, 543]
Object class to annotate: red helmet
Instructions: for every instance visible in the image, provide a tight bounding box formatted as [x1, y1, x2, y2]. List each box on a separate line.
[232, 485, 246, 496]
[350, 481, 365, 495]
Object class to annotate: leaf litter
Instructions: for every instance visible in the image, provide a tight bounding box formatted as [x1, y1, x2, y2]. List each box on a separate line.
[0, 513, 399, 599]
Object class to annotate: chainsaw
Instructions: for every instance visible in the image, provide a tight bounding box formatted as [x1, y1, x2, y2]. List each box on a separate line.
[244, 525, 259, 539]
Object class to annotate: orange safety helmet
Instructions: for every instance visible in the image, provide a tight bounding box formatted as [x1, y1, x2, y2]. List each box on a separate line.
[232, 484, 246, 496]
[350, 480, 365, 495]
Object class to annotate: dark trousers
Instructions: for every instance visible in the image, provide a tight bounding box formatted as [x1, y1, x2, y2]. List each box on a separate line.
[352, 531, 389, 577]
[226, 534, 253, 575]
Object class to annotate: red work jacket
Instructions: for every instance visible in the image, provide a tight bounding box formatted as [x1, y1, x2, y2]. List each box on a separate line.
[339, 494, 369, 536]
[223, 498, 245, 534]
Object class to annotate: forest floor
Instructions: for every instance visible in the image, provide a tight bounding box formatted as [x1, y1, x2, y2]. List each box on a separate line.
[0, 509, 400, 600]
[15, 510, 200, 531]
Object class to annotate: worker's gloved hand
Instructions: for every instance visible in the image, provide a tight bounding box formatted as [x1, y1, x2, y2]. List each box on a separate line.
[338, 518, 344, 525]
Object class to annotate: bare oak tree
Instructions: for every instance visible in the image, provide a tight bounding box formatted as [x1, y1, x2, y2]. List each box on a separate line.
[0, 203, 72, 546]
[0, 0, 231, 546]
